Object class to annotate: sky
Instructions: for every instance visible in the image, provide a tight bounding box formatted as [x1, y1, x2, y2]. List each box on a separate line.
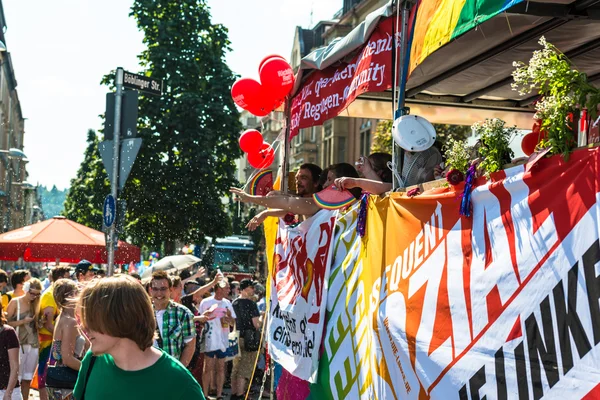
[3, 0, 341, 190]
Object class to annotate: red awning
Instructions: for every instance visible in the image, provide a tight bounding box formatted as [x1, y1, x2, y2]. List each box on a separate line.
[0, 216, 140, 264]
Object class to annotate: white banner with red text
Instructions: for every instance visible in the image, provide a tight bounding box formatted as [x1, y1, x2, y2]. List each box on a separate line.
[268, 209, 337, 382]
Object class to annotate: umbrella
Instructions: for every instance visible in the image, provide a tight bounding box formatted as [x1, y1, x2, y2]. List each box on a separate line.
[141, 255, 201, 279]
[0, 216, 140, 264]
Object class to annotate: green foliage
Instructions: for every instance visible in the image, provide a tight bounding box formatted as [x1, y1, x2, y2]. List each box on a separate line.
[472, 118, 516, 176]
[371, 120, 393, 153]
[97, 0, 242, 248]
[38, 185, 68, 219]
[512, 37, 600, 158]
[63, 130, 110, 229]
[443, 138, 471, 173]
[371, 120, 472, 154]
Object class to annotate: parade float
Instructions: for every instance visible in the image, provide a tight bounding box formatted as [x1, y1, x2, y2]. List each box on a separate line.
[232, 0, 600, 398]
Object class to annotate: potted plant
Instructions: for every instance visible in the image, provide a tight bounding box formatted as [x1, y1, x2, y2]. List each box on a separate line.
[472, 118, 516, 176]
[512, 37, 600, 159]
[443, 138, 471, 185]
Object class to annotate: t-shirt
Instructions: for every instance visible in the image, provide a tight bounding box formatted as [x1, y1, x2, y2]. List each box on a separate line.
[39, 287, 58, 337]
[73, 349, 205, 400]
[198, 296, 236, 352]
[1, 291, 13, 313]
[232, 298, 259, 332]
[0, 325, 20, 390]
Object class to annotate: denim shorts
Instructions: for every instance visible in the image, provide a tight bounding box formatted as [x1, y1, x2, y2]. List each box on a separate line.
[204, 349, 227, 359]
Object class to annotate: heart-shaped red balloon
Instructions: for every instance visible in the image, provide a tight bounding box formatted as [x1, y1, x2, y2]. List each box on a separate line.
[259, 58, 295, 102]
[259, 54, 286, 72]
[231, 78, 277, 117]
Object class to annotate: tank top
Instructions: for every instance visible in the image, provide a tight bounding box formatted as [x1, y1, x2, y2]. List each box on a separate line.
[8, 298, 38, 347]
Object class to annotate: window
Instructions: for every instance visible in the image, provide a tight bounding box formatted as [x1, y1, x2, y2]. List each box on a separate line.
[360, 120, 372, 156]
[336, 137, 346, 164]
[323, 138, 332, 167]
[324, 121, 333, 139]
[310, 127, 317, 143]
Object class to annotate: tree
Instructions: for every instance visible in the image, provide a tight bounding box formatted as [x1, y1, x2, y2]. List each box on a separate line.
[112, 0, 242, 250]
[63, 129, 110, 229]
[371, 120, 472, 154]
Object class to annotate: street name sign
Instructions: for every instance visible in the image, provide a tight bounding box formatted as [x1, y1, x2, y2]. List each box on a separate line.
[123, 70, 163, 95]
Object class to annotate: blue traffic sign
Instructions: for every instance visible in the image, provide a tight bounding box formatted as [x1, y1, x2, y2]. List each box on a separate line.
[103, 195, 116, 227]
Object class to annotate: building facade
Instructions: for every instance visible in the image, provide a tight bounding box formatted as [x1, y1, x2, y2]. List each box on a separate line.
[0, 1, 39, 232]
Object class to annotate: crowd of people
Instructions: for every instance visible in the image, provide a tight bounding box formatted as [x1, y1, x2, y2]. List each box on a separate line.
[0, 263, 268, 400]
[231, 149, 444, 226]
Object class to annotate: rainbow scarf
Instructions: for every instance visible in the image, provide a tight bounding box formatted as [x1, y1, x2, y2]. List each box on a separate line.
[409, 0, 523, 74]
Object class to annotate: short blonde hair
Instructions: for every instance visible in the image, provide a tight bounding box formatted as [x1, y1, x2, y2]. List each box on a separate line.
[53, 279, 78, 310]
[78, 275, 156, 351]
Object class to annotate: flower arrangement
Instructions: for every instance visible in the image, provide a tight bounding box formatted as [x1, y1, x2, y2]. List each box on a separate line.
[472, 118, 516, 176]
[512, 37, 600, 158]
[443, 138, 471, 173]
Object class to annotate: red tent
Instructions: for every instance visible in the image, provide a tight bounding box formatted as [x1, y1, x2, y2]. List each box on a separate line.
[0, 216, 140, 264]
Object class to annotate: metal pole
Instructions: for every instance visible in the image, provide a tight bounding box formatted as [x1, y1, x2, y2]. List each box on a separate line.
[392, 2, 411, 190]
[281, 100, 292, 195]
[107, 67, 124, 276]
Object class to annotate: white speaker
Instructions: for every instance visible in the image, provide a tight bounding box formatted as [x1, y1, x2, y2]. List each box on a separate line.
[392, 115, 436, 152]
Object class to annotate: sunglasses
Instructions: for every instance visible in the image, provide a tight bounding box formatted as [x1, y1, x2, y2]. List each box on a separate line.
[29, 291, 41, 297]
[151, 287, 169, 292]
[355, 156, 371, 168]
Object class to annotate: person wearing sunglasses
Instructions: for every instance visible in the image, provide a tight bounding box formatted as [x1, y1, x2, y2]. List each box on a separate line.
[150, 271, 196, 368]
[334, 153, 393, 195]
[6, 278, 42, 400]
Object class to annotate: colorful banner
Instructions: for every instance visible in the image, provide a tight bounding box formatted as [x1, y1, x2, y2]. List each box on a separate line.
[268, 209, 337, 382]
[304, 148, 600, 399]
[289, 17, 401, 138]
[409, 0, 523, 74]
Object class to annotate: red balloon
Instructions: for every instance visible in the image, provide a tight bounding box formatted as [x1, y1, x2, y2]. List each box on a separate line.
[247, 143, 275, 169]
[259, 58, 295, 101]
[231, 78, 278, 117]
[521, 132, 539, 156]
[239, 129, 263, 153]
[231, 78, 261, 109]
[259, 54, 286, 72]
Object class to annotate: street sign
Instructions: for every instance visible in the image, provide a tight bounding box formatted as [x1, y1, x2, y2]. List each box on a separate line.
[104, 91, 139, 140]
[103, 195, 116, 227]
[99, 138, 143, 191]
[122, 70, 163, 96]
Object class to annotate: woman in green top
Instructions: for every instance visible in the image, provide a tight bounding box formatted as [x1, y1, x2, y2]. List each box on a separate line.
[73, 275, 205, 400]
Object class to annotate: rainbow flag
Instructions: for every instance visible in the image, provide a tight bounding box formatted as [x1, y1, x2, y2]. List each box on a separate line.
[409, 0, 523, 74]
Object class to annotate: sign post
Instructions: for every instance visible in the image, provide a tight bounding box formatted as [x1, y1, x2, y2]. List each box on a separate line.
[106, 68, 124, 276]
[101, 69, 162, 276]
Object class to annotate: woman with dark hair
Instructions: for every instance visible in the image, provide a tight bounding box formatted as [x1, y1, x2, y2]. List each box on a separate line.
[334, 152, 393, 195]
[0, 300, 21, 400]
[242, 163, 362, 231]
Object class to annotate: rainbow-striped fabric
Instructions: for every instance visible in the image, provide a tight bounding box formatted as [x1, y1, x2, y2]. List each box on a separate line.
[248, 170, 273, 196]
[409, 0, 523, 74]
